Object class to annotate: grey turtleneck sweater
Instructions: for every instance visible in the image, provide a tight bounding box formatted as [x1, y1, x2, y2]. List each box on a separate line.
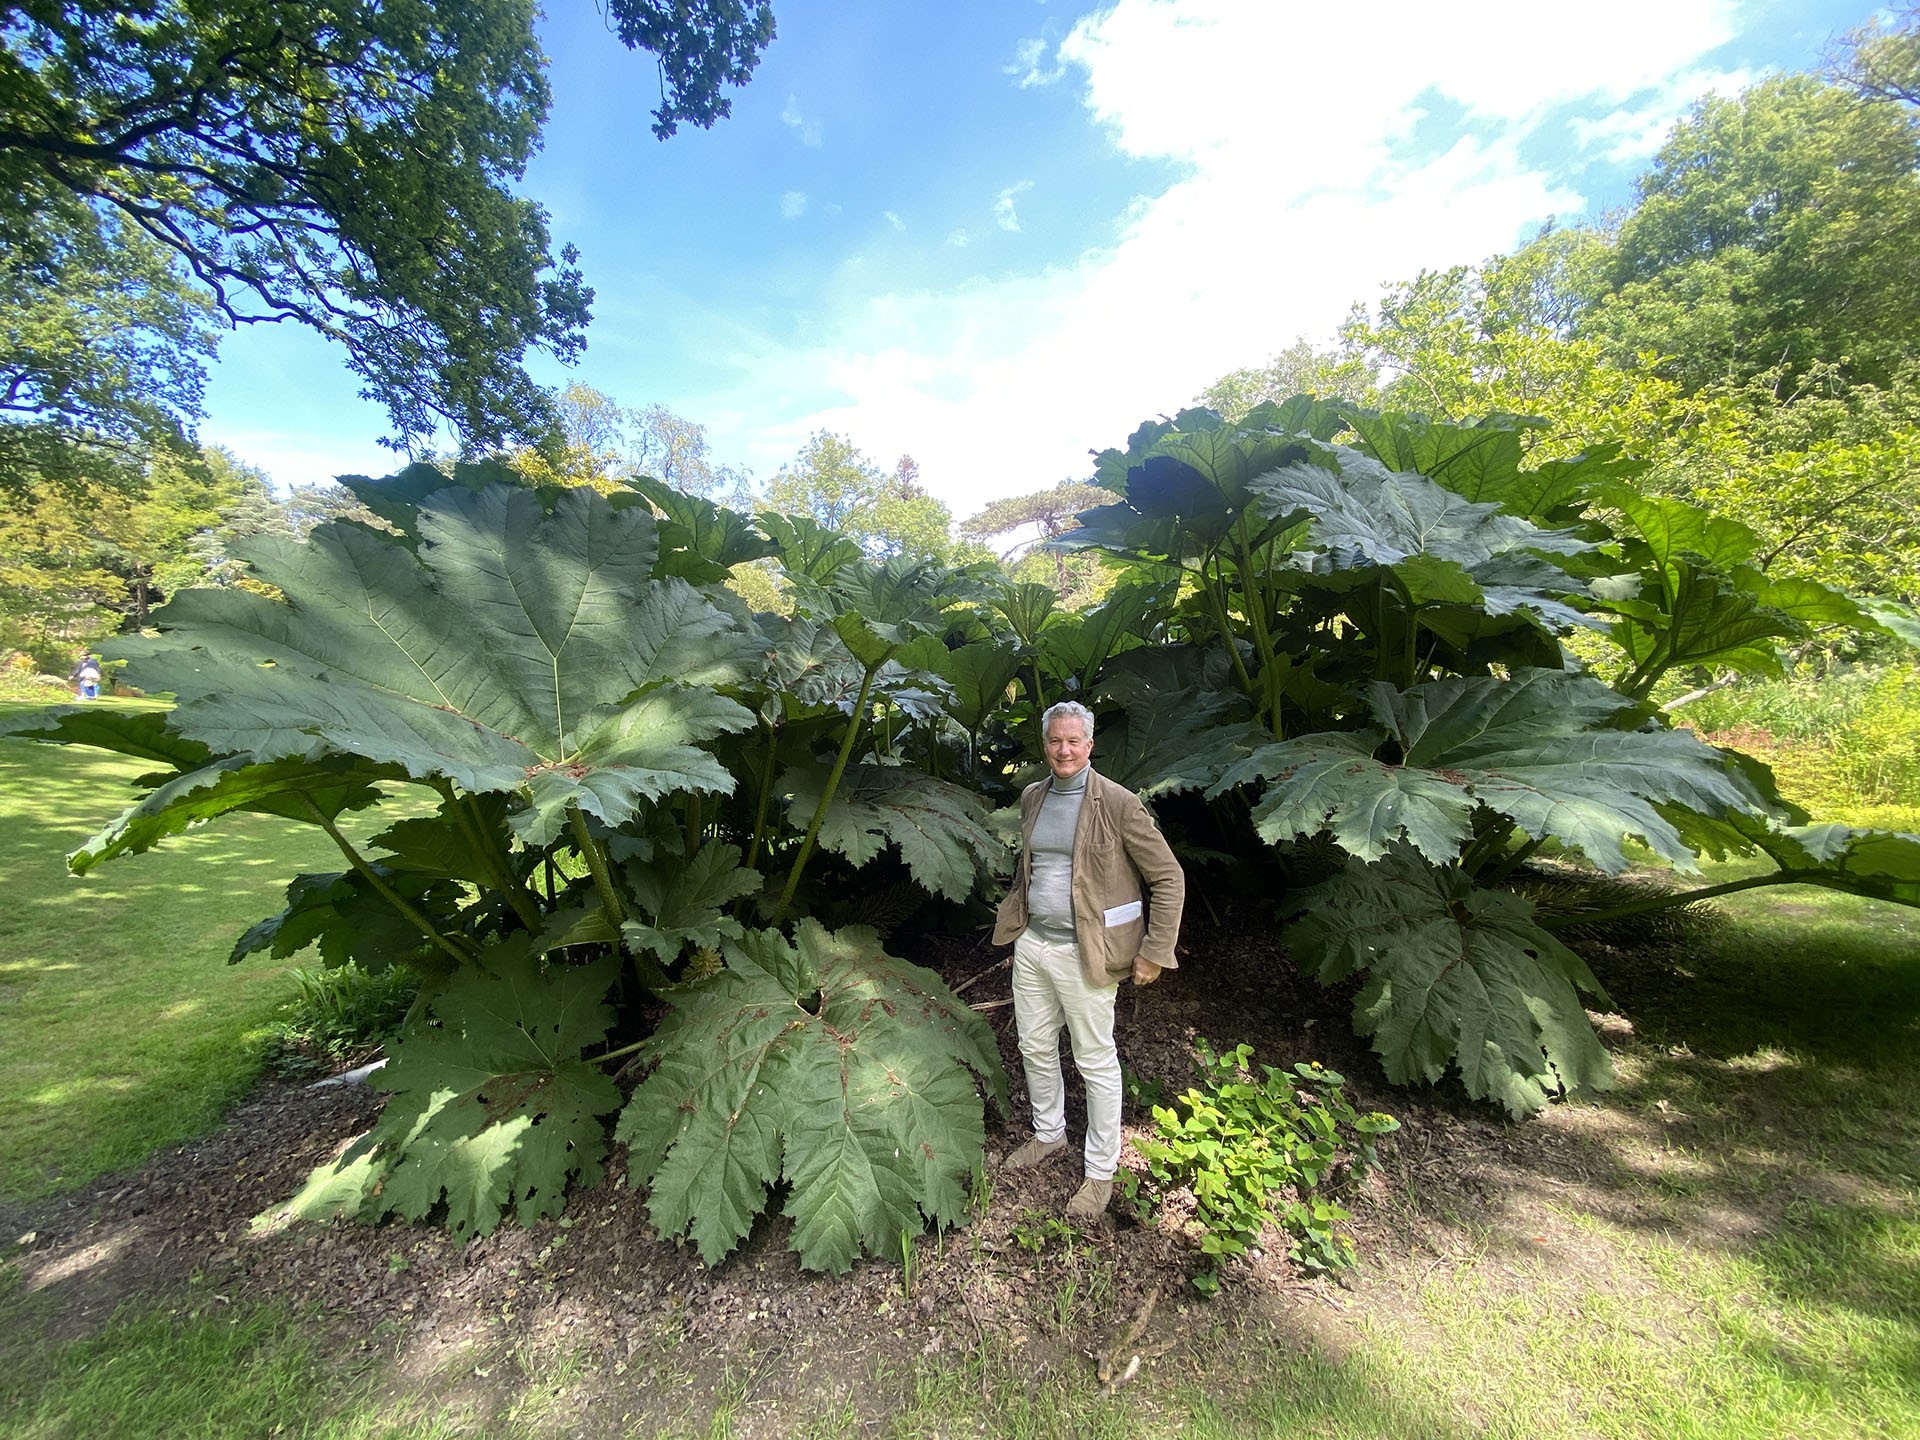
[1024, 764, 1088, 942]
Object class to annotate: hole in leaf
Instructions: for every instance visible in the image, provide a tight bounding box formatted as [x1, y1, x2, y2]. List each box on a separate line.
[797, 989, 823, 1016]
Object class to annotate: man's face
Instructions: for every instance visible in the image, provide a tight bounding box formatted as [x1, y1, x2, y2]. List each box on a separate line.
[1044, 716, 1092, 781]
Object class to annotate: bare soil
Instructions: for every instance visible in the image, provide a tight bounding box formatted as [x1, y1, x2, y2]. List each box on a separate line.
[1, 914, 1695, 1435]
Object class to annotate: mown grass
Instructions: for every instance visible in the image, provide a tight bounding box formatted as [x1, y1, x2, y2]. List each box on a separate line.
[0, 724, 347, 1199]
[0, 1284, 504, 1440]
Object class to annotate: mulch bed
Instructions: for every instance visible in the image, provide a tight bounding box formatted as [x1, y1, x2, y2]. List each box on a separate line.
[3, 910, 1582, 1431]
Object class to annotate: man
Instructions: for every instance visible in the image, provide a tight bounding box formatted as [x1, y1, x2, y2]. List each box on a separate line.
[991, 700, 1185, 1222]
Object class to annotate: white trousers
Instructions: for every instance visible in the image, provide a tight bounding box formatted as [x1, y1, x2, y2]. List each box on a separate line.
[1011, 929, 1121, 1181]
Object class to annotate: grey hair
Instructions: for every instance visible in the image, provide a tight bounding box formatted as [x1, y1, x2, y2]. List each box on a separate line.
[1041, 700, 1095, 740]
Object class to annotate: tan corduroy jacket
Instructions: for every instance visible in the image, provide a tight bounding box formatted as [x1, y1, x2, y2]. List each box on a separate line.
[991, 766, 1185, 989]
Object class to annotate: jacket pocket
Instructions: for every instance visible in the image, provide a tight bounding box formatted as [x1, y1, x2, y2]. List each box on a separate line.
[991, 890, 1027, 945]
[1101, 918, 1144, 976]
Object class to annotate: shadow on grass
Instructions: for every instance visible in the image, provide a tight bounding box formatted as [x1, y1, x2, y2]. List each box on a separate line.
[0, 738, 344, 1197]
[0, 1288, 1487, 1440]
[1418, 897, 1920, 1423]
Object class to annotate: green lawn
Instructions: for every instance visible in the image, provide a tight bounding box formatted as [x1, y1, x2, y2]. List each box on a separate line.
[0, 727, 347, 1199]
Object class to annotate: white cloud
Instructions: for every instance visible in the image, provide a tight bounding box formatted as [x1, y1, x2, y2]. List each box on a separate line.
[780, 190, 808, 219]
[1004, 36, 1065, 88]
[883, 209, 906, 232]
[682, 1, 1757, 516]
[946, 227, 971, 247]
[1568, 65, 1761, 163]
[780, 94, 824, 146]
[994, 181, 1034, 233]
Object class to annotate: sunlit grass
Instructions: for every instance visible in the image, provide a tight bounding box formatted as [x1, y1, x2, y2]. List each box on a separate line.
[0, 1289, 502, 1440]
[0, 728, 351, 1199]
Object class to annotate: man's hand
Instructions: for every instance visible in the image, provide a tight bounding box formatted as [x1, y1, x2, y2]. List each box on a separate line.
[1131, 956, 1162, 985]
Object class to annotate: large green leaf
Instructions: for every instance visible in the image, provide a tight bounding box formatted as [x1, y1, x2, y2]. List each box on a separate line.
[781, 763, 1007, 902]
[1239, 395, 1350, 441]
[1740, 820, 1920, 907]
[896, 638, 1022, 734]
[1055, 499, 1188, 567]
[625, 474, 778, 584]
[1151, 428, 1315, 515]
[1591, 486, 1871, 693]
[230, 867, 459, 969]
[1088, 410, 1219, 493]
[1337, 408, 1534, 496]
[1249, 451, 1591, 571]
[1213, 670, 1754, 872]
[0, 706, 403, 874]
[619, 842, 763, 964]
[0, 706, 213, 772]
[112, 484, 758, 845]
[67, 754, 401, 873]
[991, 581, 1062, 649]
[1031, 580, 1170, 696]
[823, 555, 953, 669]
[363, 792, 518, 888]
[1864, 598, 1920, 652]
[1244, 451, 1595, 638]
[1334, 406, 1642, 524]
[335, 460, 518, 548]
[618, 921, 1007, 1272]
[1287, 848, 1615, 1117]
[758, 510, 865, 583]
[752, 612, 867, 718]
[343, 941, 622, 1239]
[1090, 676, 1271, 798]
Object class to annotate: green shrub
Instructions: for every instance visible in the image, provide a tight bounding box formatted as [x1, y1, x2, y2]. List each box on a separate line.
[1129, 1039, 1398, 1293]
[1688, 663, 1920, 813]
[1832, 665, 1920, 806]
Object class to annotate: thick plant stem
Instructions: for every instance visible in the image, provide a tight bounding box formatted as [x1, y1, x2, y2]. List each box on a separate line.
[1201, 557, 1259, 719]
[1484, 835, 1547, 886]
[589, 1037, 649, 1067]
[1232, 527, 1280, 693]
[1026, 659, 1048, 754]
[773, 661, 878, 924]
[1618, 647, 1668, 703]
[440, 784, 541, 931]
[568, 804, 627, 930]
[745, 715, 779, 872]
[298, 795, 475, 964]
[1456, 818, 1518, 878]
[1534, 870, 1824, 931]
[1380, 574, 1420, 689]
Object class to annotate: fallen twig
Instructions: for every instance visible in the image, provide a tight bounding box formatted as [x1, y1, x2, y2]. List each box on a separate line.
[953, 957, 1010, 997]
[1097, 1281, 1162, 1384]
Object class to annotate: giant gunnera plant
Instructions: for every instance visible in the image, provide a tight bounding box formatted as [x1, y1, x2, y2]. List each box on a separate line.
[3, 465, 1008, 1272]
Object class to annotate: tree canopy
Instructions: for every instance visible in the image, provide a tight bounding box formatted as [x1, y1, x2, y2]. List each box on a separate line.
[1837, 4, 1920, 107]
[0, 198, 215, 498]
[1592, 75, 1920, 392]
[768, 432, 963, 562]
[0, 0, 776, 455]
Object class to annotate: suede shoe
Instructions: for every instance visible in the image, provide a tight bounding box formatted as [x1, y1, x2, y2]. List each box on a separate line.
[1066, 1177, 1113, 1223]
[1002, 1135, 1068, 1170]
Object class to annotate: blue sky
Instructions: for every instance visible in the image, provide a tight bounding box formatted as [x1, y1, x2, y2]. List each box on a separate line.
[198, 0, 1880, 521]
